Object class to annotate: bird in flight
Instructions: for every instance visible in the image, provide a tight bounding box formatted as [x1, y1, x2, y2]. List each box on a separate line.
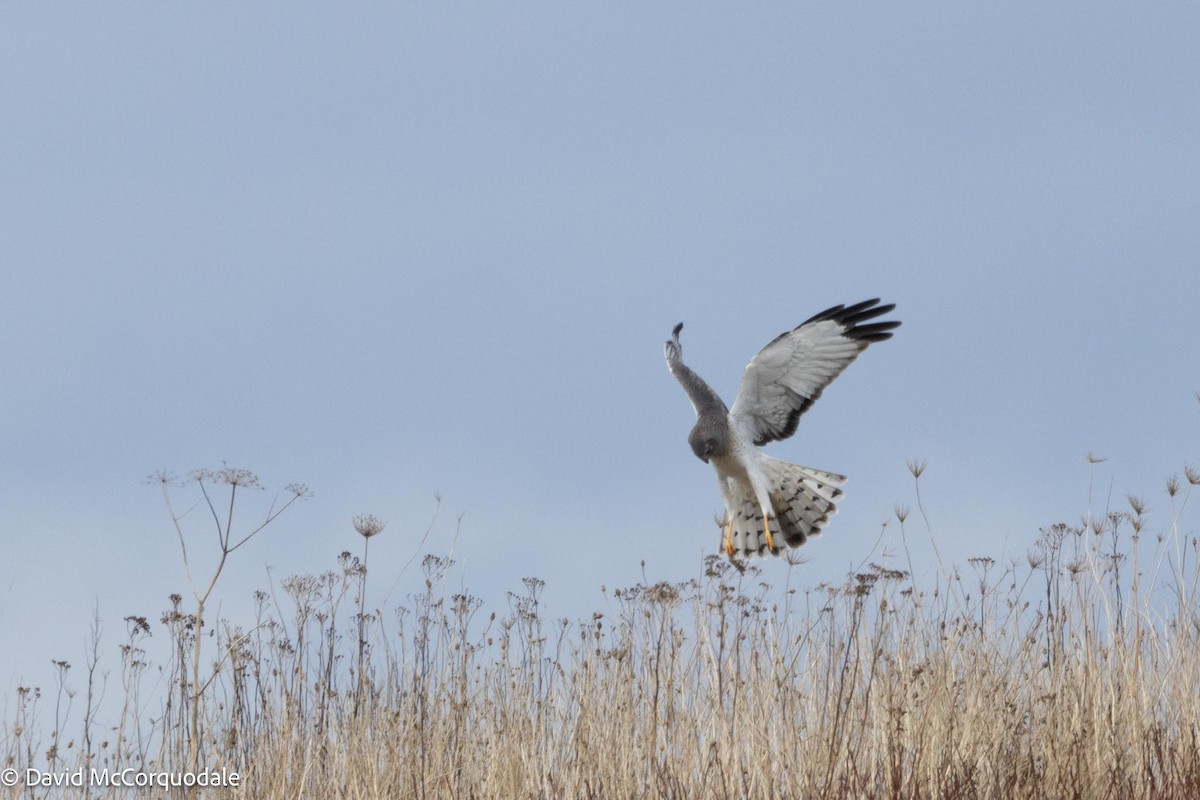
[664, 299, 900, 561]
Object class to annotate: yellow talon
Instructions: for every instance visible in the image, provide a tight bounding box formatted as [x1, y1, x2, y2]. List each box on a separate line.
[763, 515, 776, 554]
[724, 518, 735, 556]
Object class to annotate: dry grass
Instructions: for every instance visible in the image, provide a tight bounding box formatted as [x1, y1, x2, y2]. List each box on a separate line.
[4, 465, 1200, 799]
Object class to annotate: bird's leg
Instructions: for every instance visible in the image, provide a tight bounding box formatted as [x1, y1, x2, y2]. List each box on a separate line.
[724, 516, 735, 556]
[762, 511, 777, 554]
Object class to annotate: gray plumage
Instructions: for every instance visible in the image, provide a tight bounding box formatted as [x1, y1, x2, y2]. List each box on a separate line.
[664, 299, 900, 560]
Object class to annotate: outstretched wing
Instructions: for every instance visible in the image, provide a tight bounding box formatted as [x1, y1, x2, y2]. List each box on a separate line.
[664, 322, 729, 419]
[729, 299, 900, 446]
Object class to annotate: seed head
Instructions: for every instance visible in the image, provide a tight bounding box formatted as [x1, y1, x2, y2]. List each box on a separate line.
[353, 514, 387, 539]
[146, 470, 178, 486]
[212, 467, 261, 489]
[1127, 494, 1146, 516]
[784, 551, 807, 567]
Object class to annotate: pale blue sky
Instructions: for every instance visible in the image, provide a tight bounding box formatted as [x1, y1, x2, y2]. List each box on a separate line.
[2, 5, 1198, 695]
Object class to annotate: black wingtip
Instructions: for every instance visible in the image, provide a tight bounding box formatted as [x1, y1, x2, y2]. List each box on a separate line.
[800, 298, 900, 334]
[672, 322, 684, 337]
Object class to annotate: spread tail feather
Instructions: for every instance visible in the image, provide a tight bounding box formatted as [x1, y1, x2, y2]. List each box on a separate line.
[725, 457, 846, 559]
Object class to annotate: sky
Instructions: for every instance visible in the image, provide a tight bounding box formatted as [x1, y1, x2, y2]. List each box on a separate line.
[2, 4, 1198, 711]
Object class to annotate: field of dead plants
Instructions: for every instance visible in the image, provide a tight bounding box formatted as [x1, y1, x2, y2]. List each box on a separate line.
[4, 464, 1200, 799]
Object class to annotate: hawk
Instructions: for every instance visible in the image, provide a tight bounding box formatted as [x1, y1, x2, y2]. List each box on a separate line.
[664, 299, 900, 560]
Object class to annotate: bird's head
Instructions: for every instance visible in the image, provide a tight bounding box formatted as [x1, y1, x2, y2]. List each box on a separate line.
[688, 417, 729, 463]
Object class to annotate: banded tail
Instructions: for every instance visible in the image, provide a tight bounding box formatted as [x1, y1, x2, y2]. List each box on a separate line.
[725, 457, 846, 559]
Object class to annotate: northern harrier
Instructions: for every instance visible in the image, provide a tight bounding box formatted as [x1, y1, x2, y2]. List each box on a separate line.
[664, 299, 900, 560]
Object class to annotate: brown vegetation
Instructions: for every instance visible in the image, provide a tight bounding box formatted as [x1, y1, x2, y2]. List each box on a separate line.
[4, 465, 1200, 798]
